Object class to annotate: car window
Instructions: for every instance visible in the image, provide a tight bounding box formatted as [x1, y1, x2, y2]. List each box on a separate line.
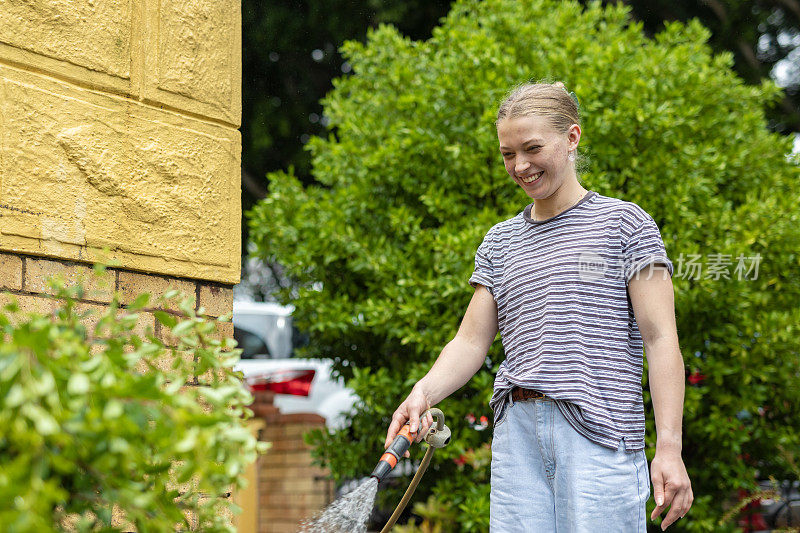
[234, 326, 271, 359]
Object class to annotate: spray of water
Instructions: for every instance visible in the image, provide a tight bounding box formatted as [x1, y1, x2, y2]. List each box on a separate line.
[298, 477, 380, 533]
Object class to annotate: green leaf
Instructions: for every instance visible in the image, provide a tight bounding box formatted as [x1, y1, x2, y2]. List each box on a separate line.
[171, 320, 196, 338]
[154, 311, 178, 328]
[67, 373, 90, 395]
[103, 400, 124, 419]
[163, 289, 180, 300]
[128, 292, 151, 311]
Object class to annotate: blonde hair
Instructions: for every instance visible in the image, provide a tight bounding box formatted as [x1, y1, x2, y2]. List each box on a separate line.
[495, 80, 579, 131]
[495, 80, 586, 173]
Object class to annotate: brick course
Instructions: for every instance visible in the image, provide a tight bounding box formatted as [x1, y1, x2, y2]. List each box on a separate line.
[0, 292, 57, 321]
[0, 252, 23, 291]
[198, 282, 234, 318]
[119, 270, 197, 312]
[26, 258, 115, 302]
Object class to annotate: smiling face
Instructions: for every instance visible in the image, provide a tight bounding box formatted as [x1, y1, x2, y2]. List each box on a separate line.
[497, 114, 581, 200]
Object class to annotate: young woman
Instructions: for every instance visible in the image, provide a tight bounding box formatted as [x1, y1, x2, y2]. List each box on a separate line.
[384, 82, 693, 531]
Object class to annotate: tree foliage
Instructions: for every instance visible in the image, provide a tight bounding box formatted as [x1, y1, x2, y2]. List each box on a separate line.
[612, 0, 800, 133]
[0, 269, 265, 532]
[241, 0, 800, 209]
[247, 0, 800, 530]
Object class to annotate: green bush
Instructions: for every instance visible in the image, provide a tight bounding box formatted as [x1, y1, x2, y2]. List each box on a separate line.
[0, 267, 266, 532]
[247, 0, 800, 530]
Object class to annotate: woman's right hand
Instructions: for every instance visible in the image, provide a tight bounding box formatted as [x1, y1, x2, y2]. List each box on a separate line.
[384, 385, 434, 458]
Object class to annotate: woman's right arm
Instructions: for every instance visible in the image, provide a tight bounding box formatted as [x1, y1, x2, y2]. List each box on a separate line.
[384, 284, 499, 451]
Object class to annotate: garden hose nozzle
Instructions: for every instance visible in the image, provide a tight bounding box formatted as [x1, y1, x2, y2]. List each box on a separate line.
[376, 408, 451, 533]
[371, 408, 450, 482]
[371, 423, 415, 482]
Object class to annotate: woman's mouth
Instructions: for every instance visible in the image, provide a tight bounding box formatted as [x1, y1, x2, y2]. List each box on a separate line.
[520, 170, 544, 184]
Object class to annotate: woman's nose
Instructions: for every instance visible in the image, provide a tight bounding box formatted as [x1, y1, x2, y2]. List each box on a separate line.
[515, 160, 531, 173]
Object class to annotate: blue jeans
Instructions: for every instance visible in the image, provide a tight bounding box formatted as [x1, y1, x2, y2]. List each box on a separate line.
[490, 395, 650, 532]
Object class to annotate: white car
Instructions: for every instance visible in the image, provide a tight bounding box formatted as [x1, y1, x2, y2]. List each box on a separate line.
[232, 301, 358, 430]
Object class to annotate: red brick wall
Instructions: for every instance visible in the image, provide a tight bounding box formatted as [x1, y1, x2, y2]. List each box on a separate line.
[251, 390, 335, 533]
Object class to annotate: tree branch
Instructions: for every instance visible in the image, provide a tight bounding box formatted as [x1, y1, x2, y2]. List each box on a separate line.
[242, 167, 268, 199]
[702, 0, 728, 23]
[737, 39, 763, 73]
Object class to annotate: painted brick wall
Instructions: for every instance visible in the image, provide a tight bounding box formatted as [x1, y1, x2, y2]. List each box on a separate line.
[0, 1, 244, 529]
[0, 0, 242, 284]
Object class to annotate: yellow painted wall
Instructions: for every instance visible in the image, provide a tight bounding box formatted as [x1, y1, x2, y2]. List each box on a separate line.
[0, 0, 242, 284]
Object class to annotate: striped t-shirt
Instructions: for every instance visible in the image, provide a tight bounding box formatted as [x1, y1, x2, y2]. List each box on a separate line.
[468, 190, 673, 451]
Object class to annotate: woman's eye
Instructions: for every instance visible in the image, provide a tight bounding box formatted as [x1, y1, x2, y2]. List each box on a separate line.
[527, 146, 540, 151]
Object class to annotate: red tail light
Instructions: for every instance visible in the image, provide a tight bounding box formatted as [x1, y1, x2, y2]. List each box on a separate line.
[246, 369, 315, 396]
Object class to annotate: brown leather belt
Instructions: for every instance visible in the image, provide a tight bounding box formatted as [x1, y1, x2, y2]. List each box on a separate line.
[511, 386, 548, 402]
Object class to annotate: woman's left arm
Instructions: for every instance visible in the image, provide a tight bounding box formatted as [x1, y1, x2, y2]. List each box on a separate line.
[628, 263, 694, 531]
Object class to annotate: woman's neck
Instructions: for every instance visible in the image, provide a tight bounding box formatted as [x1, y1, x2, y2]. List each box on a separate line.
[531, 181, 588, 221]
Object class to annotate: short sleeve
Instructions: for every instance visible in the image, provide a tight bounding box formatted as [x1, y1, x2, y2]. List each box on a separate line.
[469, 231, 495, 296]
[621, 209, 674, 284]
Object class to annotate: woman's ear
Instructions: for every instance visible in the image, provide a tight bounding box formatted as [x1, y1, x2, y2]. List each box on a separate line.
[568, 123, 581, 150]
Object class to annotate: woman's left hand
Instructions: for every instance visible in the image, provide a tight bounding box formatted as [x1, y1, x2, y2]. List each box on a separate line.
[649, 451, 693, 530]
